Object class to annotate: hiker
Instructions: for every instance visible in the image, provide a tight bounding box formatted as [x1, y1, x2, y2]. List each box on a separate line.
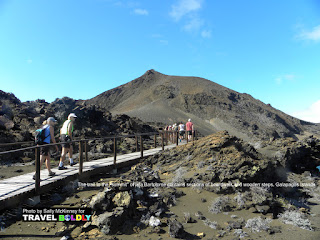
[178, 122, 185, 141]
[33, 117, 59, 179]
[186, 118, 194, 141]
[173, 123, 179, 132]
[59, 113, 77, 170]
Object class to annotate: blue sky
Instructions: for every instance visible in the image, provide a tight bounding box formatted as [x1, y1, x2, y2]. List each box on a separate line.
[0, 0, 319, 122]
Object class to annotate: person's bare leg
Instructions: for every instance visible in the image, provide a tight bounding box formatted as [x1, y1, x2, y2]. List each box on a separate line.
[45, 156, 52, 173]
[68, 145, 73, 159]
[40, 155, 46, 168]
[59, 148, 68, 166]
[68, 145, 75, 165]
[34, 155, 46, 179]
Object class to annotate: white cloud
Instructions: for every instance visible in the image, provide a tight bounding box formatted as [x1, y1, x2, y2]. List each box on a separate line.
[183, 17, 204, 32]
[113, 1, 139, 8]
[133, 8, 149, 16]
[291, 100, 320, 123]
[170, 0, 212, 38]
[27, 59, 32, 64]
[296, 25, 320, 42]
[201, 29, 211, 38]
[170, 0, 203, 21]
[159, 39, 169, 45]
[274, 74, 296, 85]
[151, 34, 163, 38]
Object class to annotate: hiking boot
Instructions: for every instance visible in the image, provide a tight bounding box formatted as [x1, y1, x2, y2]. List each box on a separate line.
[48, 171, 56, 177]
[58, 166, 68, 170]
[32, 174, 41, 181]
[70, 162, 77, 166]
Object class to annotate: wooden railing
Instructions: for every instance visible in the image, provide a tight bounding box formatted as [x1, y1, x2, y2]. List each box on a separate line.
[0, 130, 197, 194]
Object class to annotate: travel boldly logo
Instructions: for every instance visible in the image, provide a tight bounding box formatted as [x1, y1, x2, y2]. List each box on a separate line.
[22, 208, 92, 222]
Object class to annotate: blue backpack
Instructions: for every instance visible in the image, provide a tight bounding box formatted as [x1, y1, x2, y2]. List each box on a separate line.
[35, 126, 50, 145]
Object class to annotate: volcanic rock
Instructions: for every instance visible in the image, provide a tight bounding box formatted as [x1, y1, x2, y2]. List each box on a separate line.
[112, 191, 131, 208]
[92, 207, 125, 235]
[168, 219, 184, 238]
[89, 191, 107, 210]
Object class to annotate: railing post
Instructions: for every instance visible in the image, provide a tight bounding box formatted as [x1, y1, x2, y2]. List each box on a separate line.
[176, 131, 179, 146]
[35, 147, 40, 194]
[140, 135, 143, 158]
[84, 141, 88, 162]
[192, 130, 195, 145]
[165, 131, 168, 145]
[154, 134, 157, 148]
[114, 137, 117, 165]
[186, 131, 188, 144]
[161, 132, 164, 150]
[135, 136, 138, 152]
[79, 141, 83, 175]
[165, 131, 167, 143]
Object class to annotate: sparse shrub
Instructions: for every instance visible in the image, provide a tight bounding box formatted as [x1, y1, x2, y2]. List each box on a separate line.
[234, 192, 246, 209]
[183, 212, 191, 223]
[206, 165, 214, 171]
[250, 186, 270, 204]
[197, 161, 205, 169]
[185, 153, 192, 161]
[203, 219, 218, 229]
[171, 167, 187, 185]
[278, 210, 313, 231]
[233, 229, 248, 238]
[209, 196, 231, 214]
[245, 217, 272, 232]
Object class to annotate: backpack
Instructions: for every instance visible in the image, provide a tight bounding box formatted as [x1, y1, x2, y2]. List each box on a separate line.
[35, 126, 50, 145]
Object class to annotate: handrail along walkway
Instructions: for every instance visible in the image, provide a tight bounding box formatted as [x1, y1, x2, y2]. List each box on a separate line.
[0, 130, 197, 195]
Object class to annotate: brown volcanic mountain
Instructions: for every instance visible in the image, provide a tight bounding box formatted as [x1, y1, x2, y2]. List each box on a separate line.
[86, 69, 319, 140]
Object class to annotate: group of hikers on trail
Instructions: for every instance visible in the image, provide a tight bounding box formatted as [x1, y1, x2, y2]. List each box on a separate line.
[34, 115, 194, 179]
[164, 119, 194, 142]
[33, 113, 77, 179]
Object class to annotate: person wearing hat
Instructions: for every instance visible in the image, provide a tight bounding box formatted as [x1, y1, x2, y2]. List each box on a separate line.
[59, 113, 77, 170]
[33, 117, 58, 179]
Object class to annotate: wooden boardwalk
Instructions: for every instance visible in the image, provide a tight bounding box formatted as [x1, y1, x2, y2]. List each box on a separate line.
[0, 142, 186, 210]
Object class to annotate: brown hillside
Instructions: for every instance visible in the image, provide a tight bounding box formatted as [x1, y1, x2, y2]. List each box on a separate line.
[86, 70, 319, 140]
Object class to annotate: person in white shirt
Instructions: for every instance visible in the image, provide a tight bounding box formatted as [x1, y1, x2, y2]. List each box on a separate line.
[178, 122, 185, 142]
[59, 113, 77, 170]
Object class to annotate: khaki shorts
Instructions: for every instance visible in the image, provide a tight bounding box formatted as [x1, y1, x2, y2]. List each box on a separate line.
[61, 134, 72, 148]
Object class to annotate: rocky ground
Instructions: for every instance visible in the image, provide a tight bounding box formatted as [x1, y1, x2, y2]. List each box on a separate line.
[1, 131, 320, 239]
[0, 90, 160, 167]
